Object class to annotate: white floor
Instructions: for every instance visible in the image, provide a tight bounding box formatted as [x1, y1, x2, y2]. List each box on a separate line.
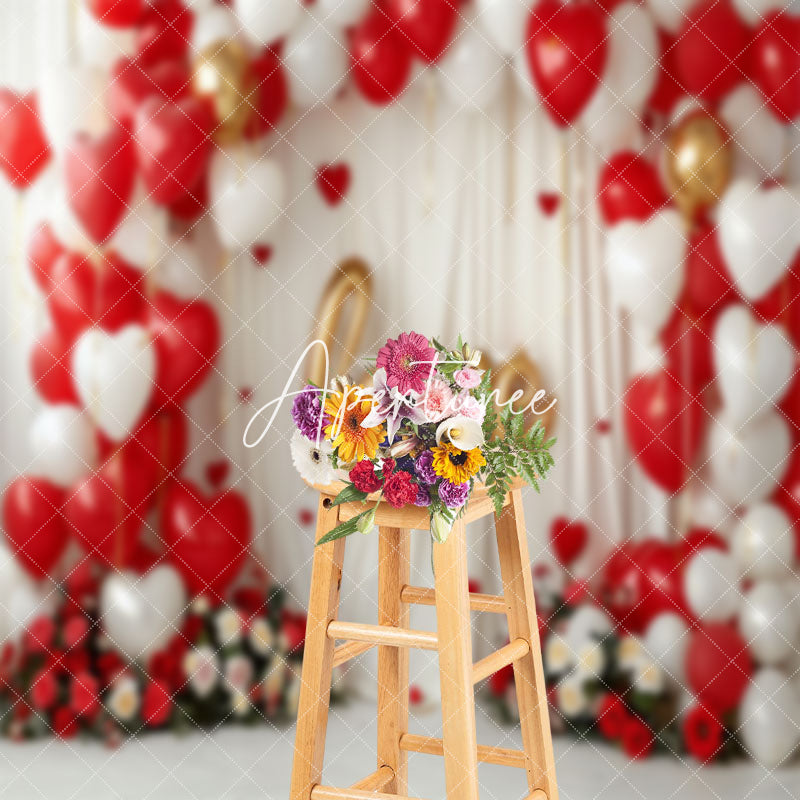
[0, 699, 798, 800]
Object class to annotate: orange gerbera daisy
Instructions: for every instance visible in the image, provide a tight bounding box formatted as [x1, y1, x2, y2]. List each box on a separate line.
[324, 386, 384, 463]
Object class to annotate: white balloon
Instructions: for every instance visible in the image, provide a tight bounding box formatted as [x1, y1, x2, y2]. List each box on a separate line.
[100, 567, 187, 661]
[77, 4, 136, 69]
[719, 86, 788, 179]
[156, 241, 208, 299]
[0, 547, 54, 645]
[438, 19, 506, 111]
[731, 0, 790, 26]
[476, 0, 532, 54]
[314, 0, 370, 27]
[643, 612, 690, 685]
[209, 147, 285, 250]
[235, 0, 302, 47]
[707, 411, 790, 508]
[72, 325, 156, 443]
[30, 405, 96, 489]
[645, 0, 695, 32]
[605, 209, 686, 337]
[713, 305, 794, 426]
[739, 668, 800, 767]
[732, 504, 795, 581]
[283, 12, 347, 107]
[564, 605, 613, 648]
[740, 581, 799, 666]
[48, 191, 93, 252]
[684, 548, 740, 622]
[686, 480, 735, 534]
[192, 4, 239, 51]
[109, 199, 171, 271]
[717, 179, 800, 302]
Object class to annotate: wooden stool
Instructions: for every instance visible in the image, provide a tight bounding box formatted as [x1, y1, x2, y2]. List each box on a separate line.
[289, 478, 558, 800]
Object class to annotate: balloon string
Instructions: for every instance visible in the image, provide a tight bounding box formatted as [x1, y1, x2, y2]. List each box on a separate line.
[113, 446, 124, 571]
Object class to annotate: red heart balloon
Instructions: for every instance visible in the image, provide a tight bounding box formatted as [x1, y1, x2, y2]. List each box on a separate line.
[597, 151, 667, 226]
[135, 97, 213, 205]
[623, 369, 705, 493]
[163, 481, 251, 598]
[549, 516, 588, 565]
[674, 0, 747, 103]
[135, 0, 193, 67]
[647, 30, 684, 116]
[147, 290, 220, 405]
[205, 459, 231, 490]
[27, 222, 65, 292]
[131, 410, 188, 484]
[0, 90, 50, 189]
[2, 477, 67, 579]
[87, 0, 144, 27]
[245, 48, 288, 139]
[166, 171, 208, 222]
[751, 11, 800, 123]
[316, 163, 351, 206]
[687, 624, 752, 713]
[108, 57, 189, 129]
[384, 0, 458, 64]
[350, 11, 413, 105]
[65, 127, 137, 244]
[30, 327, 79, 405]
[751, 254, 800, 347]
[660, 308, 720, 389]
[64, 445, 157, 568]
[683, 224, 737, 316]
[525, 0, 608, 127]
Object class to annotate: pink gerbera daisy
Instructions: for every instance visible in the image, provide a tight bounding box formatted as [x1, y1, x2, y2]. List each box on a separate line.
[376, 332, 436, 395]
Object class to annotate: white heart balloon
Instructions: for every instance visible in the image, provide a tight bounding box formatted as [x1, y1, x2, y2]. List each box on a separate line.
[684, 548, 740, 622]
[72, 325, 156, 443]
[713, 305, 794, 425]
[731, 0, 790, 26]
[643, 612, 690, 686]
[707, 411, 790, 508]
[235, 0, 302, 47]
[77, 4, 136, 69]
[717, 179, 800, 302]
[109, 193, 171, 270]
[605, 208, 686, 336]
[739, 581, 799, 666]
[645, 0, 696, 32]
[209, 147, 285, 250]
[100, 566, 187, 661]
[732, 503, 795, 581]
[314, 0, 370, 27]
[192, 4, 239, 51]
[30, 404, 96, 488]
[0, 545, 55, 645]
[156, 240, 208, 299]
[476, 0, 532, 55]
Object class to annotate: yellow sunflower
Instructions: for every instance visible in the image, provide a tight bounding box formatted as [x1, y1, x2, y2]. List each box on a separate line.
[324, 386, 384, 463]
[431, 443, 486, 484]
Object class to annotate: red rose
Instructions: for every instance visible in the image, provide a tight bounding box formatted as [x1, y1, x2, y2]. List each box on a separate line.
[233, 587, 267, 618]
[597, 693, 628, 740]
[281, 609, 306, 653]
[349, 460, 383, 493]
[63, 649, 91, 676]
[70, 671, 100, 719]
[24, 616, 55, 655]
[620, 715, 654, 760]
[488, 663, 514, 697]
[383, 471, 417, 509]
[563, 580, 588, 606]
[63, 615, 90, 649]
[148, 637, 186, 690]
[51, 705, 78, 739]
[142, 680, 173, 727]
[683, 704, 724, 763]
[64, 559, 97, 603]
[30, 668, 58, 711]
[96, 652, 125, 687]
[182, 613, 205, 643]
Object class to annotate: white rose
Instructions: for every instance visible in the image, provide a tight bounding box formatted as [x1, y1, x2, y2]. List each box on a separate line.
[107, 675, 140, 722]
[183, 646, 220, 698]
[214, 608, 242, 646]
[224, 654, 253, 693]
[556, 673, 588, 717]
[249, 618, 274, 656]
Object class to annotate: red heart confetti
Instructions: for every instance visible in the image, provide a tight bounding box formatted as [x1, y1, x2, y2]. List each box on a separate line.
[537, 191, 561, 217]
[298, 508, 315, 527]
[251, 244, 273, 266]
[316, 163, 351, 206]
[594, 418, 612, 434]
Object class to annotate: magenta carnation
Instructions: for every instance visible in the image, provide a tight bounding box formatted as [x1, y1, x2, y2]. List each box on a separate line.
[438, 480, 469, 508]
[376, 332, 436, 395]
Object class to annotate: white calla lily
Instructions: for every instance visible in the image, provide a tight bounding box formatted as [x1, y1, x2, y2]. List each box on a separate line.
[435, 416, 484, 451]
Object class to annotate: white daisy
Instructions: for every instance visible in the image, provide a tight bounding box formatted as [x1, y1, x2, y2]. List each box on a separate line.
[249, 618, 274, 656]
[574, 641, 606, 680]
[634, 660, 665, 695]
[183, 645, 220, 698]
[544, 634, 574, 675]
[107, 675, 140, 722]
[214, 607, 242, 646]
[290, 429, 336, 484]
[556, 673, 588, 717]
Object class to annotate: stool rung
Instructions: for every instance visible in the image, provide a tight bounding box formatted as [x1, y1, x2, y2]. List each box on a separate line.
[399, 733, 528, 769]
[311, 787, 427, 800]
[400, 585, 507, 614]
[332, 640, 375, 668]
[526, 792, 548, 800]
[327, 620, 438, 650]
[350, 765, 394, 792]
[472, 638, 530, 685]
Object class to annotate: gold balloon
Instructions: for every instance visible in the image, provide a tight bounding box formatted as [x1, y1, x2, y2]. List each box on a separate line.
[664, 111, 732, 222]
[491, 351, 557, 435]
[191, 40, 253, 145]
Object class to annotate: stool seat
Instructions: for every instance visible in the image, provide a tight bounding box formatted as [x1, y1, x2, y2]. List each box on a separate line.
[289, 482, 559, 800]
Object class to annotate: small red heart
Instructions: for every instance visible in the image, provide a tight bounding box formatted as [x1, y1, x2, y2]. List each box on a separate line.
[409, 685, 425, 705]
[594, 418, 612, 434]
[549, 516, 589, 566]
[537, 192, 561, 217]
[316, 163, 351, 206]
[251, 244, 273, 265]
[206, 459, 231, 490]
[0, 90, 50, 189]
[298, 508, 315, 527]
[238, 387, 254, 404]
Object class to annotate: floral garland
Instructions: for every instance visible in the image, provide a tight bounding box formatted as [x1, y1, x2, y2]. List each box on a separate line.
[290, 332, 556, 544]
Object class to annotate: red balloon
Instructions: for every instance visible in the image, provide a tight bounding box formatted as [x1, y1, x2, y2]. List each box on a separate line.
[683, 224, 737, 316]
[526, 0, 608, 127]
[549, 516, 588, 565]
[245, 48, 288, 139]
[750, 11, 800, 122]
[135, 0, 193, 66]
[135, 97, 213, 205]
[686, 624, 752, 714]
[772, 445, 800, 560]
[30, 327, 79, 405]
[674, 0, 747, 103]
[647, 30, 684, 116]
[752, 255, 800, 346]
[660, 308, 722, 389]
[27, 222, 65, 292]
[597, 151, 667, 225]
[166, 171, 208, 222]
[131, 411, 188, 484]
[676, 528, 728, 564]
[384, 0, 458, 64]
[163, 481, 251, 598]
[87, 0, 144, 27]
[64, 126, 136, 244]
[350, 11, 413, 105]
[0, 90, 50, 189]
[623, 369, 706, 493]
[147, 290, 220, 405]
[108, 57, 189, 129]
[2, 477, 67, 579]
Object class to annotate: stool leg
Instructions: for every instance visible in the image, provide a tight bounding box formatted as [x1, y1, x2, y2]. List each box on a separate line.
[495, 490, 558, 800]
[433, 518, 480, 800]
[377, 526, 411, 794]
[289, 496, 346, 800]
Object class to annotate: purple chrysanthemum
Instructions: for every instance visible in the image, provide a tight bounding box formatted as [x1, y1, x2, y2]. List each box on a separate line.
[291, 385, 329, 441]
[438, 480, 469, 509]
[376, 332, 437, 395]
[414, 485, 432, 507]
[414, 450, 437, 485]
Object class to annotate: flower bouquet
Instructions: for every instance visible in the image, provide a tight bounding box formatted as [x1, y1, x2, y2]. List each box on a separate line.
[290, 332, 556, 544]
